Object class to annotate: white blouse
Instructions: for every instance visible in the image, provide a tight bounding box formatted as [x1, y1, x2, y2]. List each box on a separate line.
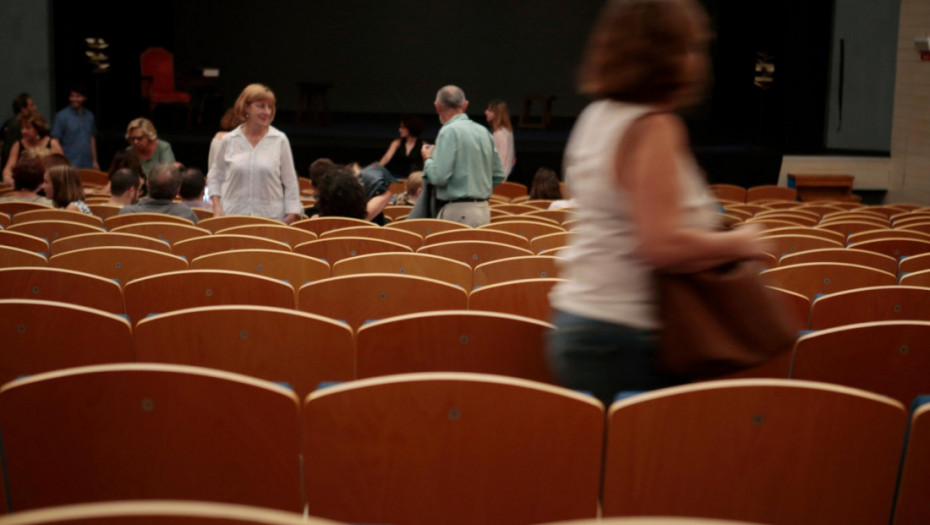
[207, 125, 301, 220]
[493, 127, 515, 178]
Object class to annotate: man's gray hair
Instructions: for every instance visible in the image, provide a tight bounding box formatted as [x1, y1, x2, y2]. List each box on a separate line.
[147, 163, 182, 200]
[435, 85, 467, 109]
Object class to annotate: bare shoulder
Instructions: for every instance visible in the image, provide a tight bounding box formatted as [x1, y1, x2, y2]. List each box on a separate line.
[626, 112, 687, 148]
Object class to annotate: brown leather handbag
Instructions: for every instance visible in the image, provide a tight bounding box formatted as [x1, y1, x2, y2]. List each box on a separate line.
[657, 260, 797, 378]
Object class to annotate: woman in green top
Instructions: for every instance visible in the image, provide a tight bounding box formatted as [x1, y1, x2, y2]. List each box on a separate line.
[125, 117, 175, 176]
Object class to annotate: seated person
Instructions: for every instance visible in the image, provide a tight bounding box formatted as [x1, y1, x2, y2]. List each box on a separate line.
[2, 113, 63, 185]
[529, 167, 563, 200]
[313, 166, 368, 220]
[0, 158, 54, 206]
[352, 162, 394, 224]
[392, 171, 424, 206]
[105, 168, 142, 207]
[118, 162, 199, 223]
[179, 168, 210, 209]
[125, 117, 175, 177]
[41, 164, 92, 214]
[302, 157, 335, 217]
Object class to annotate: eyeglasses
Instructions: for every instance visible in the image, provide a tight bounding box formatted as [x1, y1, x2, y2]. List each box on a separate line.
[128, 135, 146, 142]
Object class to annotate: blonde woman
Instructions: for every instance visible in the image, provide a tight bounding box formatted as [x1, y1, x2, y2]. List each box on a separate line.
[41, 164, 91, 214]
[484, 99, 515, 178]
[124, 117, 175, 176]
[207, 84, 300, 224]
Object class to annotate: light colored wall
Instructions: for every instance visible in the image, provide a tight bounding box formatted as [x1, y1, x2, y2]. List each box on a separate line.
[889, 0, 930, 204]
[0, 1, 52, 118]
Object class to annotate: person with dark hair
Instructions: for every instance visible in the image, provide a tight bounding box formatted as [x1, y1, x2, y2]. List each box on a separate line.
[105, 168, 142, 207]
[0, 158, 53, 206]
[51, 86, 99, 170]
[302, 158, 336, 216]
[179, 168, 210, 209]
[1, 93, 37, 171]
[2, 113, 63, 184]
[529, 167, 563, 200]
[379, 115, 424, 176]
[208, 84, 301, 223]
[40, 164, 91, 213]
[314, 166, 368, 220]
[119, 163, 199, 223]
[421, 85, 505, 227]
[485, 100, 516, 179]
[546, 0, 768, 405]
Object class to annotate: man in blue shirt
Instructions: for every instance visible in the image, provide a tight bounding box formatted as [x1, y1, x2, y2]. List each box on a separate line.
[51, 87, 99, 169]
[422, 85, 505, 227]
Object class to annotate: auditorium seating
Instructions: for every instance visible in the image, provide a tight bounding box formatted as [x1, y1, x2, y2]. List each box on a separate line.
[190, 249, 330, 290]
[291, 216, 371, 235]
[195, 214, 283, 233]
[0, 364, 303, 512]
[423, 228, 531, 250]
[0, 500, 328, 525]
[894, 398, 930, 525]
[215, 224, 317, 247]
[760, 262, 897, 300]
[8, 220, 105, 242]
[418, 240, 534, 268]
[0, 299, 133, 386]
[134, 306, 354, 400]
[0, 230, 49, 254]
[13, 209, 104, 227]
[123, 269, 295, 324]
[0, 267, 124, 314]
[790, 321, 930, 406]
[171, 234, 291, 261]
[384, 218, 469, 236]
[473, 255, 561, 287]
[808, 286, 930, 329]
[50, 232, 172, 254]
[103, 213, 194, 229]
[49, 246, 187, 286]
[109, 222, 211, 246]
[297, 273, 467, 330]
[355, 310, 556, 383]
[331, 252, 473, 289]
[294, 236, 411, 264]
[320, 225, 424, 250]
[479, 219, 565, 239]
[0, 245, 47, 267]
[601, 379, 906, 524]
[469, 278, 563, 322]
[302, 372, 603, 525]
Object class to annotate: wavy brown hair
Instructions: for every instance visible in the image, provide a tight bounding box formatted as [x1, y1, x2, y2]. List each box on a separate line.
[578, 0, 709, 105]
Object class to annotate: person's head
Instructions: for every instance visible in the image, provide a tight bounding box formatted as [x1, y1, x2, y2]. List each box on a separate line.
[146, 163, 183, 200]
[12, 93, 35, 117]
[109, 168, 142, 201]
[18, 113, 50, 140]
[42, 165, 85, 208]
[11, 158, 45, 192]
[234, 84, 276, 129]
[405, 171, 424, 199]
[219, 107, 242, 131]
[434, 85, 468, 123]
[107, 148, 143, 176]
[399, 115, 424, 139]
[42, 153, 72, 170]
[317, 166, 368, 219]
[308, 158, 335, 191]
[529, 167, 563, 200]
[125, 117, 158, 153]
[179, 167, 206, 200]
[68, 87, 88, 110]
[485, 100, 513, 131]
[578, 0, 710, 108]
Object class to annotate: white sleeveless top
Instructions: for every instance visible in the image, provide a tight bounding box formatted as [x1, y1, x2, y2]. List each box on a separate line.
[549, 100, 719, 329]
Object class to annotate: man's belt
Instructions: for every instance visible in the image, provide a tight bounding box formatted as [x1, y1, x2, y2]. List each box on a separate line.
[449, 197, 488, 203]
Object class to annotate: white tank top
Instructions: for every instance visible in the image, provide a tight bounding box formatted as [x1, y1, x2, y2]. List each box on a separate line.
[549, 100, 719, 329]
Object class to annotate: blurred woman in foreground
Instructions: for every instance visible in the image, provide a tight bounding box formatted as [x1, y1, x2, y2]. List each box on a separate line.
[547, 0, 768, 405]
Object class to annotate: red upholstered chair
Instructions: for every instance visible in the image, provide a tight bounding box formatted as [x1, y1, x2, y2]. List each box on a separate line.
[140, 47, 191, 123]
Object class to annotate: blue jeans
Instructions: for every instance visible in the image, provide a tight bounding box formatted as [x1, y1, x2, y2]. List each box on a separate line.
[546, 310, 682, 407]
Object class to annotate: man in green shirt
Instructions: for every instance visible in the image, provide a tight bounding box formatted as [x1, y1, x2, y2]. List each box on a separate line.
[422, 85, 505, 227]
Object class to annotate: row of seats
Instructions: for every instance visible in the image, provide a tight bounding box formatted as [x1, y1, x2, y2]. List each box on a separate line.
[0, 265, 560, 323]
[0, 245, 561, 290]
[0, 367, 924, 525]
[3, 294, 928, 407]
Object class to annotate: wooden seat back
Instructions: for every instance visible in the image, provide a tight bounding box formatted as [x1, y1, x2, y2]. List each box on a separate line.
[331, 252, 473, 290]
[603, 379, 906, 524]
[303, 372, 603, 524]
[0, 363, 302, 511]
[50, 246, 187, 286]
